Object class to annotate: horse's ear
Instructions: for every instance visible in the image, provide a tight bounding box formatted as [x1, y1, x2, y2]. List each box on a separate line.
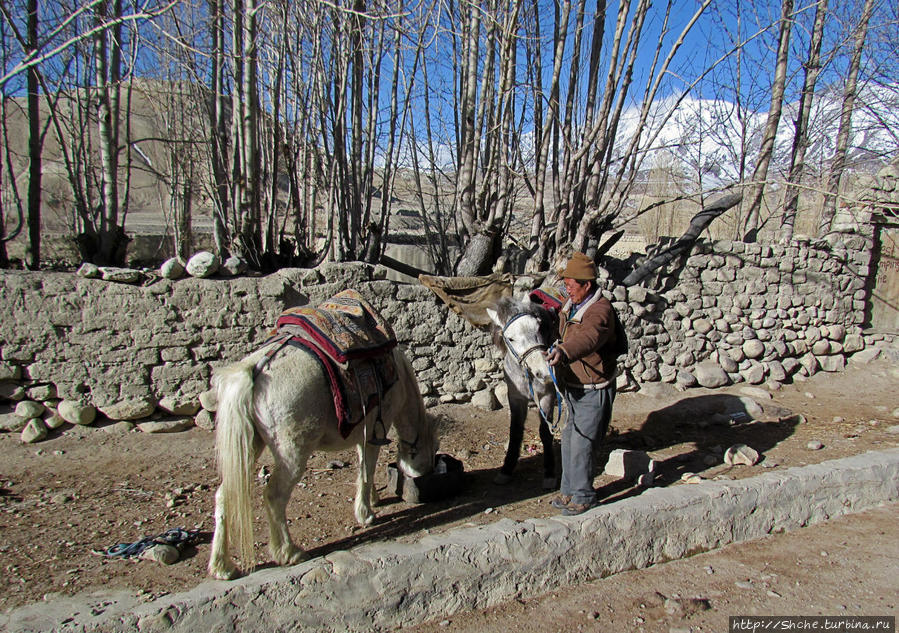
[485, 307, 503, 328]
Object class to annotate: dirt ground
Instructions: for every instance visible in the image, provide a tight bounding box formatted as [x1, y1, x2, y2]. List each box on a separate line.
[1, 356, 897, 622]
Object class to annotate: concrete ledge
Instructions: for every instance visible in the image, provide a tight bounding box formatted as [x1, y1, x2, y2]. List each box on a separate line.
[6, 449, 899, 633]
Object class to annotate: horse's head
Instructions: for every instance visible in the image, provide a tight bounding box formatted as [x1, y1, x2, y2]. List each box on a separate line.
[396, 412, 439, 478]
[393, 350, 440, 479]
[486, 295, 555, 385]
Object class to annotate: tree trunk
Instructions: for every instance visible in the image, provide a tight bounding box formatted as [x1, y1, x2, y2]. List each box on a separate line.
[25, 0, 40, 270]
[781, 0, 828, 242]
[819, 0, 874, 236]
[209, 0, 230, 259]
[742, 0, 793, 242]
[623, 192, 742, 286]
[455, 229, 499, 277]
[94, 0, 123, 264]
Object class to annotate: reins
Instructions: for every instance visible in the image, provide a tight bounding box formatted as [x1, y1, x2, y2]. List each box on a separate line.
[502, 313, 566, 433]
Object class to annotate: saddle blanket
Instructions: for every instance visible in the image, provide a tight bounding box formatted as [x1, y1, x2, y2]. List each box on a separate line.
[529, 285, 567, 313]
[262, 289, 399, 439]
[274, 289, 398, 367]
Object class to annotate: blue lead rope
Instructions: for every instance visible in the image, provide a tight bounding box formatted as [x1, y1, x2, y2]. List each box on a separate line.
[529, 343, 566, 434]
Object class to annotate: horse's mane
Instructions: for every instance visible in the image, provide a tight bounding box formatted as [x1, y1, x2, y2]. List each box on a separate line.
[490, 295, 557, 353]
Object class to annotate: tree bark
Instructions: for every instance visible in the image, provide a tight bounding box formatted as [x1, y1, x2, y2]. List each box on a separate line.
[740, 0, 793, 242]
[95, 0, 123, 264]
[781, 0, 828, 242]
[819, 0, 875, 236]
[25, 0, 40, 269]
[623, 192, 742, 286]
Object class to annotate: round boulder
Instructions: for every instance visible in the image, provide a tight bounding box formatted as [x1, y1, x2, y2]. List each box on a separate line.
[185, 251, 221, 278]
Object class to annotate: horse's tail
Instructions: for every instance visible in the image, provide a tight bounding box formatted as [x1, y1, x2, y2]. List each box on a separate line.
[213, 360, 258, 571]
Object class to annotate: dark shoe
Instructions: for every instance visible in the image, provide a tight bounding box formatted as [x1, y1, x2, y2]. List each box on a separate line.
[561, 501, 595, 516]
[549, 494, 572, 509]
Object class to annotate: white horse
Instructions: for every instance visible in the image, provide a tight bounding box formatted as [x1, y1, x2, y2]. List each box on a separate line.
[485, 294, 561, 490]
[207, 343, 437, 580]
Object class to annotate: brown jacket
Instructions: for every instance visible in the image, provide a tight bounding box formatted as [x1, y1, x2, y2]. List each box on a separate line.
[556, 289, 618, 386]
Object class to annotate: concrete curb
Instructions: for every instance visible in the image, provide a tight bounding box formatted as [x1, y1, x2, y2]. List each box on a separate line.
[6, 448, 899, 633]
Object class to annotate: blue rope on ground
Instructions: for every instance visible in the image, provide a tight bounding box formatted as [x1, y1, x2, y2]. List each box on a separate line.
[102, 527, 200, 558]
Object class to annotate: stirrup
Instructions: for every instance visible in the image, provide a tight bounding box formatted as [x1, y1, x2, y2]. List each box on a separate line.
[367, 416, 391, 446]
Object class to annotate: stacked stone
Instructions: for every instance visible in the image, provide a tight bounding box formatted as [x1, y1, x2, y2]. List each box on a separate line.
[856, 158, 899, 216]
[1, 231, 894, 444]
[0, 262, 501, 441]
[607, 236, 874, 391]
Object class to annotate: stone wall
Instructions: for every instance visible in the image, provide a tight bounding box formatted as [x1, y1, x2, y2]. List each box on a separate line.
[0, 263, 498, 420]
[1, 231, 895, 433]
[609, 233, 878, 390]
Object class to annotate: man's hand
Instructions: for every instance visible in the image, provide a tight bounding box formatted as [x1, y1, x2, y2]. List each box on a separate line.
[545, 346, 565, 367]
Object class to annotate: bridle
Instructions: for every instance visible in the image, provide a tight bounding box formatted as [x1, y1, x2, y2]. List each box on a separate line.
[501, 312, 565, 432]
[502, 313, 549, 365]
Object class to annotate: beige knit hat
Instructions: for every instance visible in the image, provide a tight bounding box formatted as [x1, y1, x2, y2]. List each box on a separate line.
[560, 251, 596, 281]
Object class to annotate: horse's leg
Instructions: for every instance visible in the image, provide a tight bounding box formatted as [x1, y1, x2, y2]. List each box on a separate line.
[263, 457, 310, 566]
[494, 393, 528, 484]
[209, 433, 264, 579]
[354, 439, 381, 525]
[537, 390, 558, 489]
[208, 484, 238, 580]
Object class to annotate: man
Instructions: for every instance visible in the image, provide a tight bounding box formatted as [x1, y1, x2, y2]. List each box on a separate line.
[545, 251, 619, 516]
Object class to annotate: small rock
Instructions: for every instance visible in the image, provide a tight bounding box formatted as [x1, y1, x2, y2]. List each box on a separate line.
[50, 492, 73, 504]
[139, 544, 179, 565]
[137, 418, 194, 434]
[471, 389, 499, 411]
[724, 444, 760, 466]
[102, 421, 135, 434]
[157, 396, 201, 417]
[185, 251, 220, 278]
[603, 449, 656, 480]
[21, 419, 48, 444]
[681, 473, 704, 484]
[198, 389, 218, 412]
[0, 381, 25, 401]
[99, 267, 142, 283]
[159, 258, 186, 279]
[806, 440, 824, 450]
[44, 410, 67, 430]
[194, 409, 216, 431]
[76, 263, 101, 278]
[0, 412, 27, 432]
[222, 256, 248, 276]
[15, 400, 45, 419]
[58, 400, 97, 426]
[100, 398, 157, 421]
[26, 384, 57, 401]
[327, 460, 347, 469]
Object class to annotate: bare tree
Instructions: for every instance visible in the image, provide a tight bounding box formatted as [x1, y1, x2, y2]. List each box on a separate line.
[24, 0, 40, 268]
[741, 0, 794, 242]
[780, 0, 829, 242]
[818, 0, 876, 235]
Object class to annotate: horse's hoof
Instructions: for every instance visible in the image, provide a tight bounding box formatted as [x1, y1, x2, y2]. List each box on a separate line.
[208, 562, 239, 581]
[286, 550, 310, 566]
[355, 509, 376, 526]
[493, 472, 513, 485]
[542, 477, 558, 490]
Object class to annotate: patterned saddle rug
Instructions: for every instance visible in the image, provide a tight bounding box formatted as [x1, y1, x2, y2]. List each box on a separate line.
[257, 289, 399, 439]
[529, 285, 567, 314]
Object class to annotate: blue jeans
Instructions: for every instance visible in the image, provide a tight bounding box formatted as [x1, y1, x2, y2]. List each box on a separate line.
[561, 382, 616, 505]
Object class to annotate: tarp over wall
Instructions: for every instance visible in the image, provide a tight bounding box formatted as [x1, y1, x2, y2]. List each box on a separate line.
[419, 273, 514, 328]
